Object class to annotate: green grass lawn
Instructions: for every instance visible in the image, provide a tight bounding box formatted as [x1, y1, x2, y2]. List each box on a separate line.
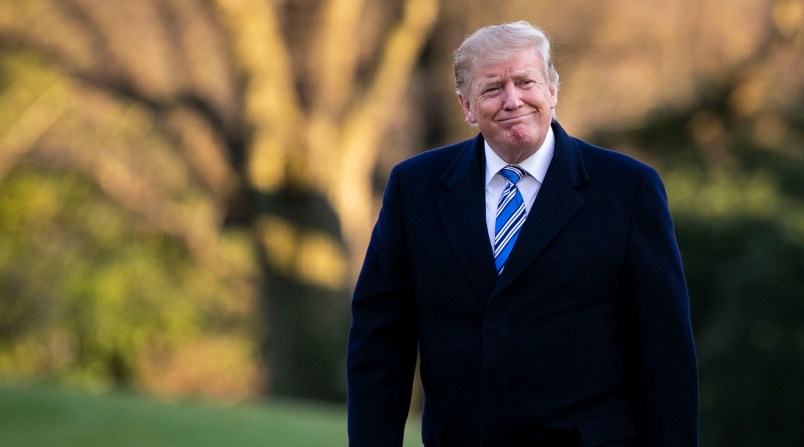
[0, 383, 422, 447]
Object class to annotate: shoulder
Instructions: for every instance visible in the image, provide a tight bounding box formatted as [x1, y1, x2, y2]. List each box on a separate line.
[551, 121, 658, 190]
[569, 137, 670, 212]
[574, 137, 655, 177]
[395, 138, 473, 174]
[566, 136, 666, 198]
[388, 136, 479, 191]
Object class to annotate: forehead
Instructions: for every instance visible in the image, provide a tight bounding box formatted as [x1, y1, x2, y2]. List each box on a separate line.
[470, 48, 546, 83]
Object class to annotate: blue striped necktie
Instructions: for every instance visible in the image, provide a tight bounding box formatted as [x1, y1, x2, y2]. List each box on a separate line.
[494, 165, 527, 274]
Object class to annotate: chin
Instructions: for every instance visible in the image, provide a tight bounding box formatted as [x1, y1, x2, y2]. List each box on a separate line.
[508, 128, 538, 146]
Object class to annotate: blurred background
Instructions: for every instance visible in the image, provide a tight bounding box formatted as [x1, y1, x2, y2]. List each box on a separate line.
[0, 0, 802, 445]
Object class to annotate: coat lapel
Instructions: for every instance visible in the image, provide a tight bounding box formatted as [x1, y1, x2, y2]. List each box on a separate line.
[437, 135, 498, 303]
[493, 122, 588, 296]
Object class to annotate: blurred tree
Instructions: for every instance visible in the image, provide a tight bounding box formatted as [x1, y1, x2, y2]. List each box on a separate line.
[0, 0, 438, 400]
[2, 0, 804, 444]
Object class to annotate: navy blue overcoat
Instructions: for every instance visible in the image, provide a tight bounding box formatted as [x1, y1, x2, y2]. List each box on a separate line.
[347, 121, 698, 447]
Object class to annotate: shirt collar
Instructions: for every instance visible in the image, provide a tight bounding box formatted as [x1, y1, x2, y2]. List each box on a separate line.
[484, 125, 555, 186]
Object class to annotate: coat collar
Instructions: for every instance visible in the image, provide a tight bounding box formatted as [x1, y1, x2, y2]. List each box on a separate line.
[493, 121, 587, 295]
[437, 121, 588, 301]
[437, 135, 498, 302]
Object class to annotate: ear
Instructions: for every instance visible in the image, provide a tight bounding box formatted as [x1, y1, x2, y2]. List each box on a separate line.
[457, 94, 476, 124]
[548, 85, 558, 109]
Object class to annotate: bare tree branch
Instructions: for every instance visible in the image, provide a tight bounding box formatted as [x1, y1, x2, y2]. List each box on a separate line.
[212, 0, 306, 192]
[161, 107, 242, 206]
[333, 0, 440, 269]
[0, 62, 69, 183]
[309, 0, 369, 117]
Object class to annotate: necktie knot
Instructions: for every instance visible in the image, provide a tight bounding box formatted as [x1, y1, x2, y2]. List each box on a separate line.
[500, 165, 525, 185]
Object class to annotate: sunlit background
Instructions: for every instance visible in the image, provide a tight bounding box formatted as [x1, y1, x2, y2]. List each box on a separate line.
[1, 0, 802, 445]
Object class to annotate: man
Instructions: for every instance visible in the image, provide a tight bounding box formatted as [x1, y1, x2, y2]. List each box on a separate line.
[347, 21, 698, 447]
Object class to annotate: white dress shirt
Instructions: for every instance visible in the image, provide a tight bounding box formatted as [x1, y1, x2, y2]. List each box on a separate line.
[484, 126, 556, 246]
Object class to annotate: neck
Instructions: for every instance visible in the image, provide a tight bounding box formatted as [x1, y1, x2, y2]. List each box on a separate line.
[494, 142, 541, 165]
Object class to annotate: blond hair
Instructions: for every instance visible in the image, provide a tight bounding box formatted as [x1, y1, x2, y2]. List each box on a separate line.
[453, 21, 560, 97]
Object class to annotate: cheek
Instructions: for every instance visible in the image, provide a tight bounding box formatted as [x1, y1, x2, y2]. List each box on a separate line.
[475, 100, 498, 119]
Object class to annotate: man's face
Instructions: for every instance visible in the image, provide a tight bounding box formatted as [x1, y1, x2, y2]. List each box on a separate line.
[458, 47, 557, 163]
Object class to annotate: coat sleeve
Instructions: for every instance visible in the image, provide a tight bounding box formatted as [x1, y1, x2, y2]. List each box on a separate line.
[347, 166, 418, 447]
[625, 167, 699, 446]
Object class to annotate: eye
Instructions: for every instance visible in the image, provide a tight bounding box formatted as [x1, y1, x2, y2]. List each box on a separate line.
[482, 86, 501, 96]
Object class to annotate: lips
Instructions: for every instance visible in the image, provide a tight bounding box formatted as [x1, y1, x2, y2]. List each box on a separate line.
[497, 111, 534, 123]
[498, 114, 531, 123]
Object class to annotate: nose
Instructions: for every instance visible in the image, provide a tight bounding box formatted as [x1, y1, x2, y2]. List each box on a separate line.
[501, 84, 523, 111]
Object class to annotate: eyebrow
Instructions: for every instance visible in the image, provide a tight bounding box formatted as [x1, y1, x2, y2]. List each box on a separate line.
[511, 69, 541, 79]
[476, 69, 541, 88]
